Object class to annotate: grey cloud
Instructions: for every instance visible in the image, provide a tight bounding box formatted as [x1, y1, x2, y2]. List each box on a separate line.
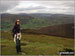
[15, 5, 47, 11]
[60, 1, 74, 8]
[37, 1, 74, 7]
[0, 1, 19, 13]
[0, 0, 74, 14]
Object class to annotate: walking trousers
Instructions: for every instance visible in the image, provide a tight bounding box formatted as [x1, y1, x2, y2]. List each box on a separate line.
[16, 39, 21, 53]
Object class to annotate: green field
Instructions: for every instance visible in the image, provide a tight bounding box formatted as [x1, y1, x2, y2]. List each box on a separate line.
[1, 31, 74, 55]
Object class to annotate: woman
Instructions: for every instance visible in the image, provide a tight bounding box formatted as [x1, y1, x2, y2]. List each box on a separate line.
[12, 19, 22, 54]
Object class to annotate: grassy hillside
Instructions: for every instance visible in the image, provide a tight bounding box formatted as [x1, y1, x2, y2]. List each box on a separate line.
[1, 31, 74, 55]
[21, 23, 74, 38]
[1, 13, 74, 31]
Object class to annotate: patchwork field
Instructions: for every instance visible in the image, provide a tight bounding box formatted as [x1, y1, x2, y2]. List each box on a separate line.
[1, 31, 74, 55]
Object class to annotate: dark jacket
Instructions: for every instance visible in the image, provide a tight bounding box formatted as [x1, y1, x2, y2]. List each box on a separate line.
[12, 24, 20, 34]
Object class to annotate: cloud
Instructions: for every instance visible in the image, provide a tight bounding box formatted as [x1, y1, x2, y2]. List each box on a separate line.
[0, 0, 19, 13]
[0, 0, 74, 14]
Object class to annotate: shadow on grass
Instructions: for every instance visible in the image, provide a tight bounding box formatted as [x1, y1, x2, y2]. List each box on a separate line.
[21, 43, 27, 46]
[59, 48, 74, 52]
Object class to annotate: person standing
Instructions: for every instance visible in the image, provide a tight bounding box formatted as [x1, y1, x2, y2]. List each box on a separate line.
[12, 19, 22, 54]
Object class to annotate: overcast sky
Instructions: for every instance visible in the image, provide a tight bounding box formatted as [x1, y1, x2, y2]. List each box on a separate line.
[0, 0, 74, 14]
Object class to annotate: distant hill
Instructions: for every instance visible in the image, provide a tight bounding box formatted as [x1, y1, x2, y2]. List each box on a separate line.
[30, 13, 74, 24]
[1, 13, 34, 24]
[1, 13, 34, 30]
[21, 23, 74, 38]
[1, 13, 74, 31]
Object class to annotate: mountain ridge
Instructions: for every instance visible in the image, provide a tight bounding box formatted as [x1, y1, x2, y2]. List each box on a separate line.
[1, 13, 74, 31]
